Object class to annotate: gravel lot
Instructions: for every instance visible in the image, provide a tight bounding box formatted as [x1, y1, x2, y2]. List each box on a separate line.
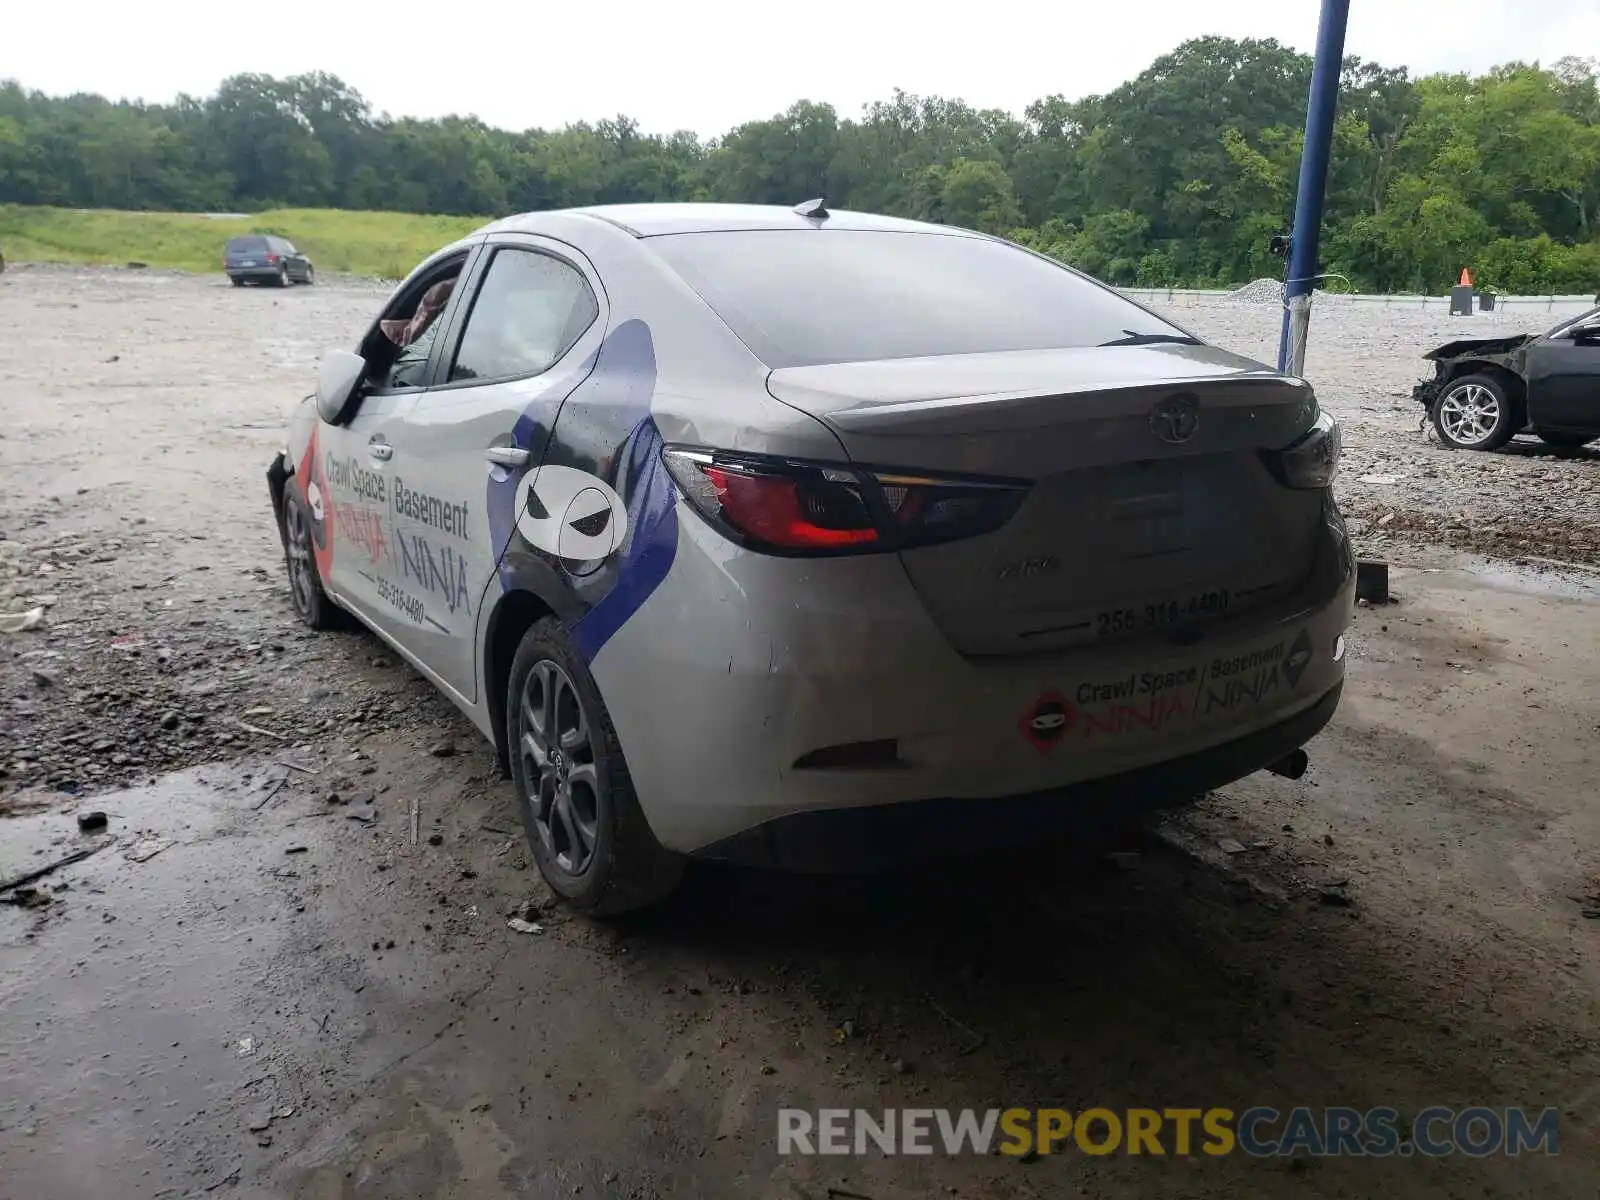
[1173, 292, 1600, 564]
[3, 266, 1600, 1200]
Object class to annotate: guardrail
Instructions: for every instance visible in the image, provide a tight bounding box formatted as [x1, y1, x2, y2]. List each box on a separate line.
[1117, 287, 1596, 313]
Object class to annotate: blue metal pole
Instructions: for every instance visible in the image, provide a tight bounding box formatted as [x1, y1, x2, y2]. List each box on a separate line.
[1277, 0, 1352, 373]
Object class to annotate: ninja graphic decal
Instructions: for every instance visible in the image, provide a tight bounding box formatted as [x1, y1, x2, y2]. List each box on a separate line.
[513, 464, 629, 575]
[485, 319, 679, 663]
[572, 412, 677, 662]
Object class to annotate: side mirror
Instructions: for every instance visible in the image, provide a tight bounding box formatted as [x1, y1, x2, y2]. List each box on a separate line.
[316, 349, 367, 424]
[1574, 323, 1600, 345]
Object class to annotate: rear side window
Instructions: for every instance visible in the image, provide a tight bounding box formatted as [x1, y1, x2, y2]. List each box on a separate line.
[648, 229, 1190, 368]
[227, 237, 269, 254]
[450, 248, 598, 383]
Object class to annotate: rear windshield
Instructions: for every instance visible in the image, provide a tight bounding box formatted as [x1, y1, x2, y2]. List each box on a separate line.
[647, 229, 1191, 369]
[227, 237, 270, 253]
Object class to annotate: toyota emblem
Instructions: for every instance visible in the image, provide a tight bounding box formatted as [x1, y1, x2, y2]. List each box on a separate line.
[1149, 393, 1201, 444]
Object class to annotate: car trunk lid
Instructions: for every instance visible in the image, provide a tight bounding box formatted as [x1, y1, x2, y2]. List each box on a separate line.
[766, 344, 1324, 656]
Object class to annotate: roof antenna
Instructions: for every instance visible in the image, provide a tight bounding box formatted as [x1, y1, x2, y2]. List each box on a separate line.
[793, 198, 829, 220]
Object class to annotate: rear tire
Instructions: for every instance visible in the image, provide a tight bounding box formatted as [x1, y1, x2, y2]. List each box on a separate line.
[281, 487, 340, 631]
[1432, 373, 1515, 451]
[507, 618, 683, 915]
[230, 276, 244, 287]
[1537, 431, 1594, 448]
[277, 264, 290, 288]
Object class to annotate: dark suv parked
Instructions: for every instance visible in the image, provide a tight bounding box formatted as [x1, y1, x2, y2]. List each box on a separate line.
[224, 236, 314, 287]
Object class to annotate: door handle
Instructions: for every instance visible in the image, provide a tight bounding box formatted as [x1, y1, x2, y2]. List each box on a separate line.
[368, 439, 393, 462]
[484, 445, 530, 468]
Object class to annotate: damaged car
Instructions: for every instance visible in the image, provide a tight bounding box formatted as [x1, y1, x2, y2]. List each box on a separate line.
[1414, 306, 1600, 450]
[267, 202, 1354, 914]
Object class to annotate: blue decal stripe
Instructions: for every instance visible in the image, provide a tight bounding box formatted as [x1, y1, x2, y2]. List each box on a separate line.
[575, 417, 678, 662]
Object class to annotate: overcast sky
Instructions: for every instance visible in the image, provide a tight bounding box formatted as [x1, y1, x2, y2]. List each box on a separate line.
[8, 2, 1598, 137]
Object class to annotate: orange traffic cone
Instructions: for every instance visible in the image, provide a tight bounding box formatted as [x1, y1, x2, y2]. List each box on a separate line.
[1459, 267, 1473, 287]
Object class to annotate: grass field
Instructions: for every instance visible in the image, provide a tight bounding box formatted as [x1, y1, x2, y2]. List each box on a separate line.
[0, 206, 486, 278]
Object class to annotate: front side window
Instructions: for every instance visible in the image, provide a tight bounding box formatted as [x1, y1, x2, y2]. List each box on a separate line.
[364, 263, 466, 391]
[449, 248, 598, 383]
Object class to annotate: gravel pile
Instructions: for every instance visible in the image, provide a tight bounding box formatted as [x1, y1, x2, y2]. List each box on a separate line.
[1228, 278, 1285, 305]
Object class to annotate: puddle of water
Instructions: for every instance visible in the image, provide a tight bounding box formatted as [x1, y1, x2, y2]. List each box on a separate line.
[1437, 554, 1600, 602]
[0, 765, 340, 1197]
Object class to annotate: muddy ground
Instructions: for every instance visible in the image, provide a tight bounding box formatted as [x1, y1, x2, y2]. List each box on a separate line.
[2, 266, 1599, 1199]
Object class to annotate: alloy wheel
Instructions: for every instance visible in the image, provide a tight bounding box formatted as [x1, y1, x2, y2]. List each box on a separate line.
[518, 659, 602, 876]
[1438, 383, 1501, 447]
[284, 501, 315, 618]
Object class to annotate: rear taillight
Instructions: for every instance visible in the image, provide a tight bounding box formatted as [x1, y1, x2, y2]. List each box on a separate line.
[661, 447, 1028, 556]
[265, 253, 279, 263]
[1264, 409, 1340, 489]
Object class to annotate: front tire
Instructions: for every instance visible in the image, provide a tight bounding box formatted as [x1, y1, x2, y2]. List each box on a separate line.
[507, 618, 683, 915]
[281, 488, 339, 630]
[1432, 374, 1515, 451]
[302, 265, 315, 286]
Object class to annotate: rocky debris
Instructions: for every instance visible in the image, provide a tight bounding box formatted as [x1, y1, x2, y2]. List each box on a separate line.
[0, 533, 457, 804]
[1228, 278, 1285, 305]
[1318, 879, 1354, 908]
[1, 842, 106, 892]
[0, 606, 44, 633]
[428, 740, 456, 758]
[76, 810, 108, 832]
[1, 885, 52, 909]
[124, 837, 174, 863]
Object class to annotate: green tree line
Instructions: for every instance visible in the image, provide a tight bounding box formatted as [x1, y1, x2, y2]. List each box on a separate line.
[2, 37, 1597, 292]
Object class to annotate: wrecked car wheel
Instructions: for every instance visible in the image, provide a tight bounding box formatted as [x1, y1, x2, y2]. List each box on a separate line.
[1537, 431, 1594, 448]
[1433, 374, 1515, 451]
[281, 488, 340, 630]
[507, 618, 683, 916]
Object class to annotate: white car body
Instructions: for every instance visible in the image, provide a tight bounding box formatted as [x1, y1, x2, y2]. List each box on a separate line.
[268, 202, 1354, 891]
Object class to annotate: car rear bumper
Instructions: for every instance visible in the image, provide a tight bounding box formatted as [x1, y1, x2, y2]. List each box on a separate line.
[698, 679, 1342, 872]
[591, 494, 1355, 859]
[227, 267, 285, 280]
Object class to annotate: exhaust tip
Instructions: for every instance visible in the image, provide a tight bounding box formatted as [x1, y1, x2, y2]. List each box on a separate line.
[1265, 748, 1309, 780]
